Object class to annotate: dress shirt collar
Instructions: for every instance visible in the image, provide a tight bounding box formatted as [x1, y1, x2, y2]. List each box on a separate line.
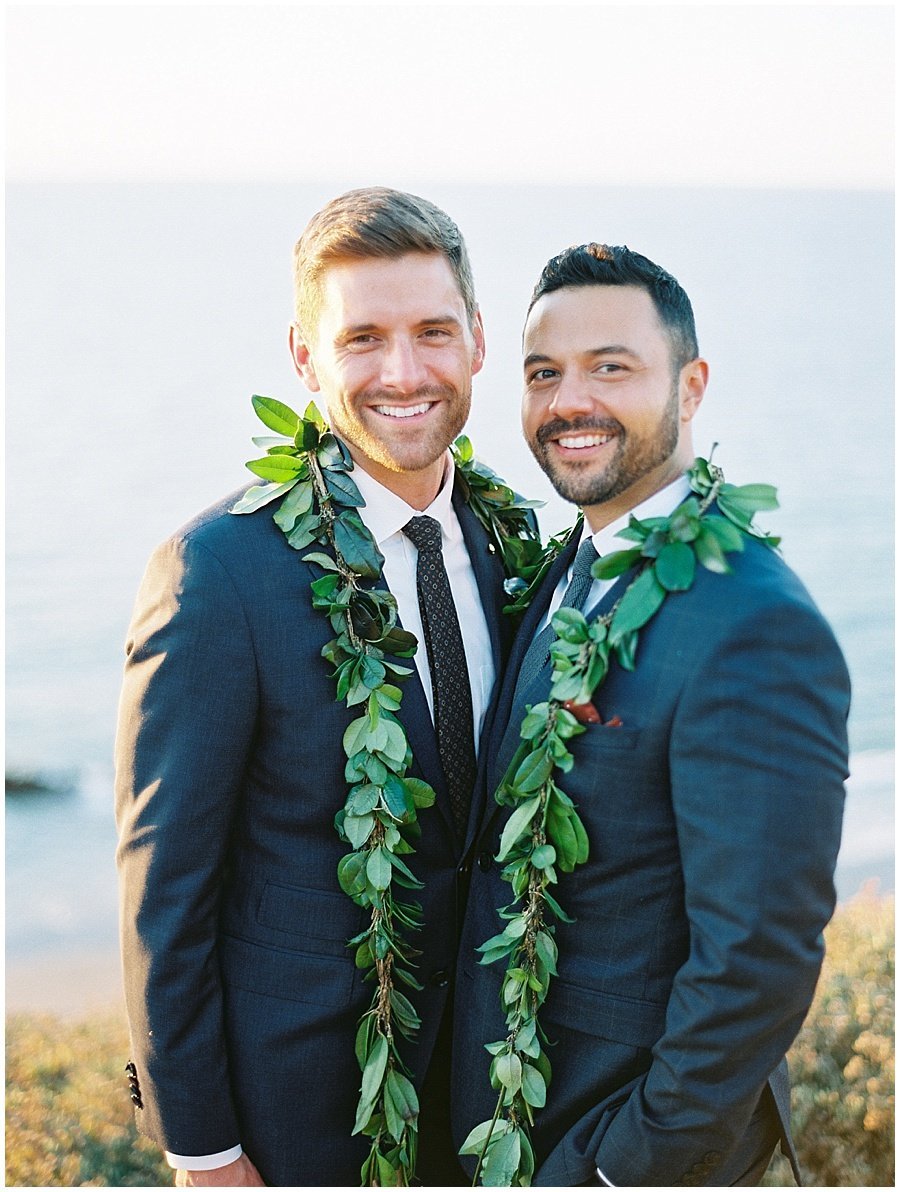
[350, 450, 456, 547]
[581, 475, 693, 557]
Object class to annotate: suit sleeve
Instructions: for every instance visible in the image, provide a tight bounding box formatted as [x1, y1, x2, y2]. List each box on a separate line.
[593, 592, 850, 1186]
[114, 532, 259, 1156]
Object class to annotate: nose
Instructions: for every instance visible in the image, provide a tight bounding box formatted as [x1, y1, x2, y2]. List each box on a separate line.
[549, 372, 596, 420]
[380, 337, 429, 394]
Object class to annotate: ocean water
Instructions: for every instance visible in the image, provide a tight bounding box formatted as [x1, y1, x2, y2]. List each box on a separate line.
[6, 183, 893, 964]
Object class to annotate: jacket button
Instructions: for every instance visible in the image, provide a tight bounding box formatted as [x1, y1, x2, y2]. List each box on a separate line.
[478, 850, 493, 872]
[124, 1062, 137, 1076]
[130, 1092, 143, 1109]
[430, 969, 450, 988]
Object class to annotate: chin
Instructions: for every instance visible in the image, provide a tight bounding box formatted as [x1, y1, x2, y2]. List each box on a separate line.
[384, 446, 448, 474]
[395, 427, 464, 469]
[542, 462, 609, 506]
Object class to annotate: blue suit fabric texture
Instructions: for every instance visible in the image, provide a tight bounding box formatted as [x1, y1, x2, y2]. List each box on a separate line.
[452, 525, 850, 1187]
[114, 470, 514, 1186]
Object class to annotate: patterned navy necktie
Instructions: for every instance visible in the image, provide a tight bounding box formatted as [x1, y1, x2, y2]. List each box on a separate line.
[514, 538, 600, 700]
[403, 515, 476, 839]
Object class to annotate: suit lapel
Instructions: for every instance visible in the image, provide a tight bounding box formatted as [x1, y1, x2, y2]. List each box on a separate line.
[488, 536, 578, 795]
[296, 554, 440, 799]
[453, 482, 512, 851]
[453, 480, 508, 676]
[298, 475, 509, 849]
[372, 570, 455, 841]
[482, 542, 642, 843]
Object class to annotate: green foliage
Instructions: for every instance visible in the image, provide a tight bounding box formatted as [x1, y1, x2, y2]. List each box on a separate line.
[467, 456, 783, 1185]
[233, 402, 544, 1185]
[6, 1011, 170, 1187]
[251, 393, 303, 437]
[238, 400, 436, 1183]
[451, 436, 546, 615]
[763, 888, 894, 1188]
[466, 700, 588, 1183]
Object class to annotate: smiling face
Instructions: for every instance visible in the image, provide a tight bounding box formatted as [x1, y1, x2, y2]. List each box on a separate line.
[290, 252, 484, 506]
[522, 284, 707, 530]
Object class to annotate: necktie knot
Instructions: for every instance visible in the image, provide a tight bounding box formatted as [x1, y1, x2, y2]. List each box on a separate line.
[403, 515, 443, 555]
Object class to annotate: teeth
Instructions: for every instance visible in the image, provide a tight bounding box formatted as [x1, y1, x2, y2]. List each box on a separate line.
[375, 402, 432, 419]
[558, 434, 612, 449]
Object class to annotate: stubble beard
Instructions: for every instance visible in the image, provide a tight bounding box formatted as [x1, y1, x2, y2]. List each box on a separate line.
[336, 384, 471, 475]
[530, 386, 681, 508]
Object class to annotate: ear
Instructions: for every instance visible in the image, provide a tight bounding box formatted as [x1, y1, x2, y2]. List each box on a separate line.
[470, 308, 486, 377]
[289, 323, 321, 393]
[679, 357, 708, 423]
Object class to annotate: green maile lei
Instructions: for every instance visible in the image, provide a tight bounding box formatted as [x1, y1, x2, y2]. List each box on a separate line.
[231, 394, 542, 1187]
[460, 452, 780, 1187]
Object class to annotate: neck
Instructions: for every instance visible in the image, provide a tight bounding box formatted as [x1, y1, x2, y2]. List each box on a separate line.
[581, 453, 691, 533]
[348, 448, 448, 511]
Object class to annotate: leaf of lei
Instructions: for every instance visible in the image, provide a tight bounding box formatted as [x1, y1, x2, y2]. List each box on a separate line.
[450, 435, 550, 615]
[466, 452, 780, 1186]
[232, 400, 544, 1186]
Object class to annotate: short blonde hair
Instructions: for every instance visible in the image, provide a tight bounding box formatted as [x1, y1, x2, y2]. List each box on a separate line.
[292, 187, 477, 338]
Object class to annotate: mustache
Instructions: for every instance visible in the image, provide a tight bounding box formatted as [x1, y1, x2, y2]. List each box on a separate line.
[360, 384, 457, 404]
[535, 416, 623, 447]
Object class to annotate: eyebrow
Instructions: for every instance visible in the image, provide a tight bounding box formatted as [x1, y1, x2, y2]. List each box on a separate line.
[339, 313, 465, 338]
[523, 344, 641, 370]
[339, 323, 379, 337]
[523, 352, 553, 371]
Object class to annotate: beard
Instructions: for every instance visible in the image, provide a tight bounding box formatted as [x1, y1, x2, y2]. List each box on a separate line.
[528, 384, 681, 508]
[334, 383, 471, 475]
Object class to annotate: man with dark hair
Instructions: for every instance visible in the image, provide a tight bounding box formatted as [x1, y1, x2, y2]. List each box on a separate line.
[525, 242, 699, 371]
[115, 188, 521, 1186]
[453, 243, 849, 1186]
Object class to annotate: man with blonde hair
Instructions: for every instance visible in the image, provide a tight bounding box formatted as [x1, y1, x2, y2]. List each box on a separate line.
[116, 188, 519, 1185]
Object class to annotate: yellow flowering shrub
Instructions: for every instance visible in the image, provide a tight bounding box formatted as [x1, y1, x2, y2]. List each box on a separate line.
[5, 892, 894, 1187]
[765, 887, 894, 1187]
[5, 1012, 169, 1187]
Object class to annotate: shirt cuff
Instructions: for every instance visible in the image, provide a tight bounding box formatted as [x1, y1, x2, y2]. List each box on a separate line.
[165, 1144, 243, 1170]
[597, 1166, 615, 1186]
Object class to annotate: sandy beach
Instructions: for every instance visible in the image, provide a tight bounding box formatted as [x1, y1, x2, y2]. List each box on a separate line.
[6, 948, 126, 1019]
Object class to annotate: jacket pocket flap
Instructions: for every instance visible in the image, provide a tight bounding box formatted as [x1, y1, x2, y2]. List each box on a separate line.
[256, 880, 364, 942]
[577, 725, 641, 752]
[544, 979, 666, 1049]
[220, 934, 354, 1007]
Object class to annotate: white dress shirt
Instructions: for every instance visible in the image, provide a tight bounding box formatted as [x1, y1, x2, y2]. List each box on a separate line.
[167, 452, 494, 1171]
[351, 453, 495, 747]
[538, 477, 692, 636]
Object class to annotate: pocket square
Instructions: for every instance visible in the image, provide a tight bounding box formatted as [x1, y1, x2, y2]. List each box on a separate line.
[563, 700, 624, 727]
[563, 698, 601, 724]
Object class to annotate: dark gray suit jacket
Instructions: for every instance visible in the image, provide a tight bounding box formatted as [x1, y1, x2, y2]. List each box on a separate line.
[115, 473, 513, 1185]
[452, 528, 849, 1186]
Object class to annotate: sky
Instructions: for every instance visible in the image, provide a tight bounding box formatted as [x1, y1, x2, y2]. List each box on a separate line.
[6, 3, 894, 187]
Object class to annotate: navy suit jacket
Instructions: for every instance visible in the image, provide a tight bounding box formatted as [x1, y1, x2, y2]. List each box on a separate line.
[114, 471, 513, 1185]
[452, 527, 850, 1186]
